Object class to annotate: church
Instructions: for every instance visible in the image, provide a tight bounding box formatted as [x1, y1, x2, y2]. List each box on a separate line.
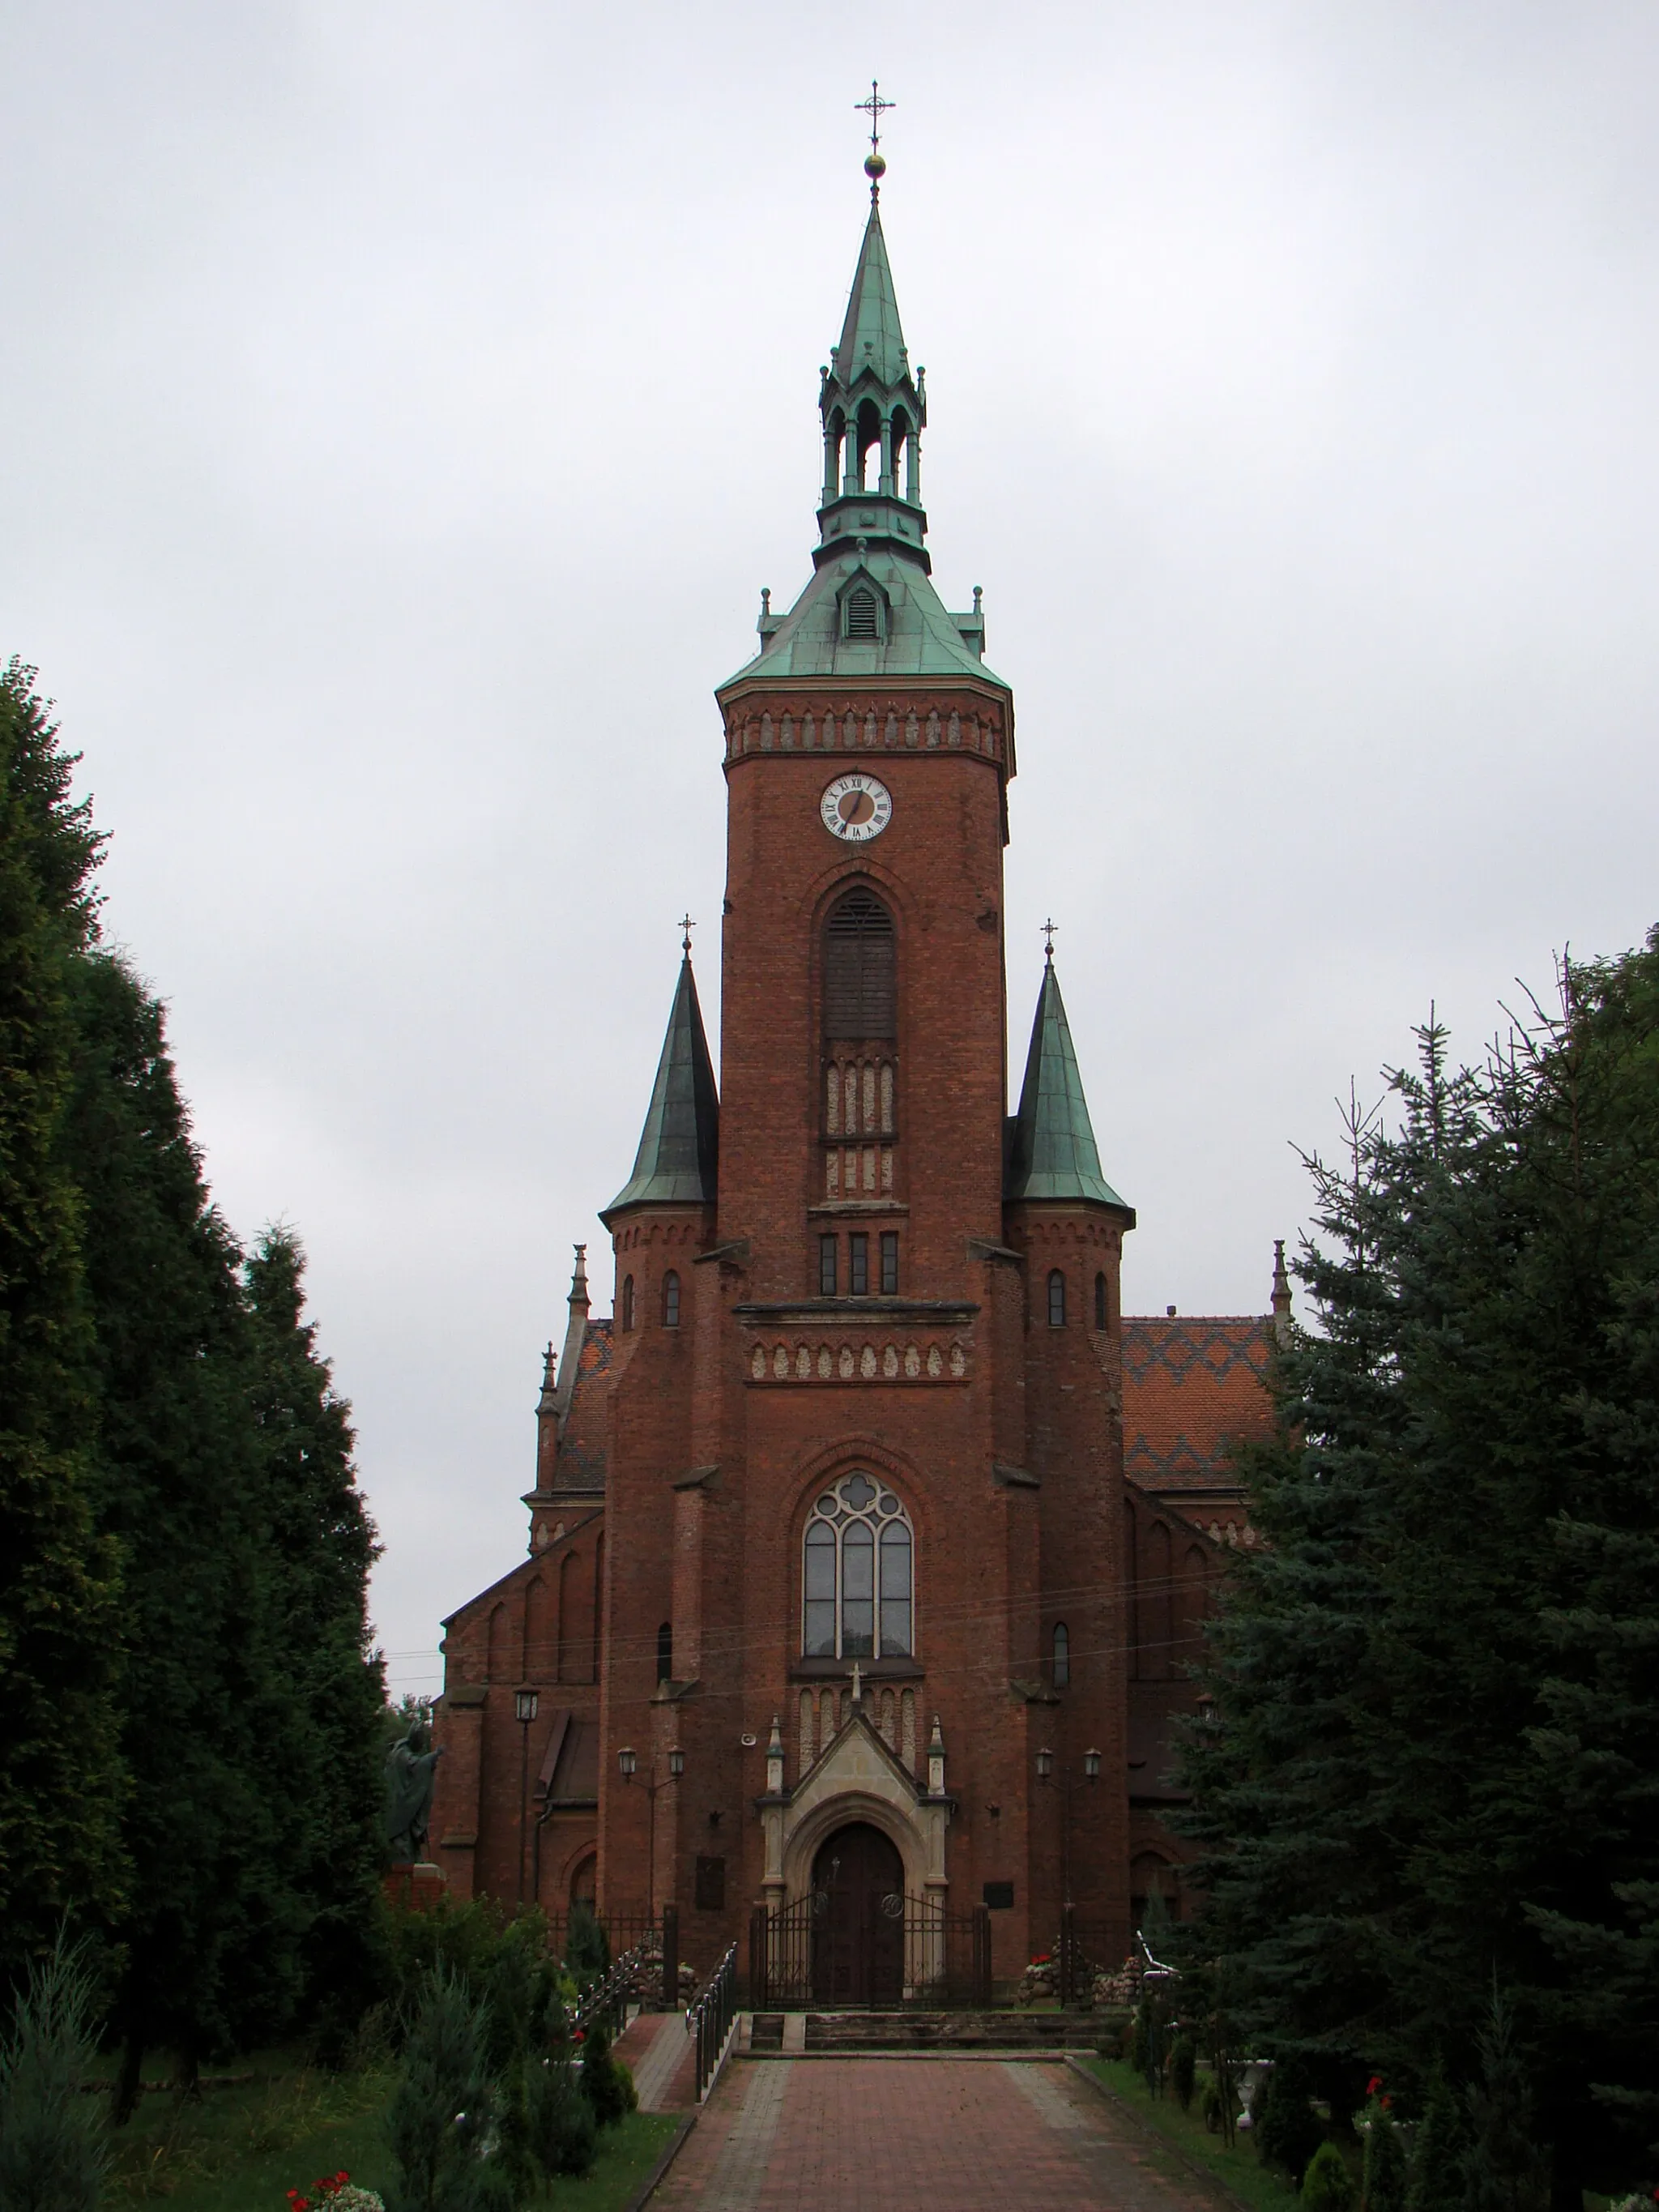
[429, 151, 1286, 1997]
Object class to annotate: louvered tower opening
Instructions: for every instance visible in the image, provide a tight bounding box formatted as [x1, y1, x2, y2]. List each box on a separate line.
[844, 588, 879, 640]
[822, 890, 898, 1202]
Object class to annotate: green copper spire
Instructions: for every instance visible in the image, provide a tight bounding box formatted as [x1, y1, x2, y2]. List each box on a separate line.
[602, 952, 719, 1219]
[834, 199, 909, 391]
[719, 158, 1009, 698]
[1005, 954, 1132, 1212]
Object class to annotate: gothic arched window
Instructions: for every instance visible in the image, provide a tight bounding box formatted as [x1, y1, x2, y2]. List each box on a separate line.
[621, 1275, 635, 1332]
[1094, 1271, 1107, 1330]
[662, 1270, 680, 1328]
[802, 1471, 913, 1660]
[824, 890, 895, 1039]
[1047, 1269, 1067, 1326]
[1052, 1622, 1070, 1688]
[656, 1621, 672, 1683]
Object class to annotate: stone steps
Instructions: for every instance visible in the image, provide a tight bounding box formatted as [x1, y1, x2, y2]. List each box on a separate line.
[801, 2011, 1101, 2052]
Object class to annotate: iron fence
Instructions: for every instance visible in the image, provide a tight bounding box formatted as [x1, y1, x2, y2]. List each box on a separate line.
[685, 1942, 739, 2100]
[748, 1891, 991, 2010]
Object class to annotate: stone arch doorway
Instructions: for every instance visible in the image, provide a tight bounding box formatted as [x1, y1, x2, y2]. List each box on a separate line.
[812, 1821, 904, 2005]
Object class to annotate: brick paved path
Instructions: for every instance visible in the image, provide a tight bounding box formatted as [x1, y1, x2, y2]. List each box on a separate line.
[650, 2058, 1223, 2211]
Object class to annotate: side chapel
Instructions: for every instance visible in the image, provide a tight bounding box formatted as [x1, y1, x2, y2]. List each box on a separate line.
[430, 156, 1287, 1991]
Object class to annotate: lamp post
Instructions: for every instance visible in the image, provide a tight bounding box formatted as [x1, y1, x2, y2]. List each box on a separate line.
[617, 1744, 684, 1918]
[514, 1689, 539, 1906]
[1036, 1745, 1102, 2006]
[1034, 1745, 1101, 1907]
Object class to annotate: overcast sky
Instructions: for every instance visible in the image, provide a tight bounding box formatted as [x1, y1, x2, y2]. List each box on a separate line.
[5, 2, 1655, 1700]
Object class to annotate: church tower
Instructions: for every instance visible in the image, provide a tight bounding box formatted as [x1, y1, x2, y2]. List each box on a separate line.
[593, 150, 1137, 1987]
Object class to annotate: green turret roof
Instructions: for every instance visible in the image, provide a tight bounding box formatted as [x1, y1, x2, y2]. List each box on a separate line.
[1004, 957, 1132, 1212]
[834, 201, 908, 389]
[603, 955, 719, 1219]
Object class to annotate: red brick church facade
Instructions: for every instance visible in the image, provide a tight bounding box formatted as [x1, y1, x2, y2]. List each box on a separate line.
[430, 174, 1286, 1988]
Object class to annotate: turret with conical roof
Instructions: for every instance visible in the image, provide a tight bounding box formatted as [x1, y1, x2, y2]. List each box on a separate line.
[602, 950, 719, 1222]
[1005, 953, 1133, 1219]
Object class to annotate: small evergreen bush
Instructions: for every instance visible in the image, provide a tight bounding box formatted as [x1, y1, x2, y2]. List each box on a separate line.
[1171, 2032, 1196, 2113]
[1255, 2055, 1325, 2187]
[0, 1935, 109, 2212]
[576, 2018, 629, 2129]
[1405, 2070, 1470, 2212]
[526, 2054, 595, 2179]
[1303, 2143, 1358, 2212]
[384, 1968, 502, 2212]
[563, 1904, 609, 1991]
[1361, 2093, 1408, 2212]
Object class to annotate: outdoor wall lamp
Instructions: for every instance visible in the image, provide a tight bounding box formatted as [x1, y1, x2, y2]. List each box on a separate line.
[1083, 1748, 1102, 1782]
[667, 1746, 685, 1779]
[617, 1744, 638, 1779]
[512, 1689, 539, 1906]
[1034, 1746, 1055, 1782]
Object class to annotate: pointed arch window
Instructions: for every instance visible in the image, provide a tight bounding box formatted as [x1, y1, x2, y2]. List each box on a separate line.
[621, 1275, 635, 1332]
[1052, 1622, 1070, 1688]
[824, 890, 895, 1040]
[1047, 1269, 1067, 1326]
[803, 1472, 912, 1660]
[1094, 1271, 1107, 1330]
[657, 1622, 673, 1684]
[662, 1270, 680, 1328]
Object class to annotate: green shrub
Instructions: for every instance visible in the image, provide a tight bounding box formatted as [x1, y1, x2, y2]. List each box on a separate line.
[0, 1937, 109, 2212]
[1128, 2004, 1149, 2077]
[1256, 2054, 1324, 2187]
[563, 1903, 609, 1991]
[1303, 2142, 1358, 2212]
[1405, 2069, 1470, 2212]
[526, 2053, 595, 2179]
[384, 1967, 502, 2212]
[1171, 2032, 1196, 2113]
[1363, 2107, 1409, 2212]
[1201, 2077, 1224, 2133]
[576, 2018, 629, 2130]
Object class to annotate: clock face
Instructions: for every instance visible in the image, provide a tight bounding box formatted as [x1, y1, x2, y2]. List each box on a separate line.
[821, 772, 893, 843]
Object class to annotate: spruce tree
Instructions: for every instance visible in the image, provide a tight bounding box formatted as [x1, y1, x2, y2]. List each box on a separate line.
[0, 661, 125, 1984]
[1180, 935, 1659, 2204]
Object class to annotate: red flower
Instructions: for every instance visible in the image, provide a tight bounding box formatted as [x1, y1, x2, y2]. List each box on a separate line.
[573, 2029, 585, 2043]
[1366, 2075, 1383, 2095]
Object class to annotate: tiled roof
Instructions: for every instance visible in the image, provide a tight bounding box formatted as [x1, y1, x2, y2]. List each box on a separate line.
[1121, 1316, 1275, 1492]
[553, 1321, 612, 1492]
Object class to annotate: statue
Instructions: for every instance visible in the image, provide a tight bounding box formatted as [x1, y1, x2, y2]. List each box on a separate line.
[385, 1717, 445, 1863]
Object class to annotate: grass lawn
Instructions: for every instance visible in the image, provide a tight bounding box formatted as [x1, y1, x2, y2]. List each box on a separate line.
[1077, 2056, 1303, 2212]
[98, 2056, 680, 2210]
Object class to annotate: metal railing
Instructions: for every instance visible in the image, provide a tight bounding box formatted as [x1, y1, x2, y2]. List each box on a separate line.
[571, 1937, 653, 2044]
[685, 1941, 739, 2101]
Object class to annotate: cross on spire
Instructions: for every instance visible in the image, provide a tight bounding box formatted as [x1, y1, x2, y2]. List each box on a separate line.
[1041, 918, 1059, 958]
[855, 79, 894, 157]
[679, 913, 697, 955]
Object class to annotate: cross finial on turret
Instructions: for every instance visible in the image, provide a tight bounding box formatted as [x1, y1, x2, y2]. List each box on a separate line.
[850, 1661, 864, 1708]
[855, 79, 894, 197]
[1041, 917, 1059, 959]
[679, 913, 696, 955]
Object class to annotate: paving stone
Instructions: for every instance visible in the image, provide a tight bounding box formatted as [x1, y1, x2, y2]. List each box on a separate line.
[650, 2056, 1226, 2211]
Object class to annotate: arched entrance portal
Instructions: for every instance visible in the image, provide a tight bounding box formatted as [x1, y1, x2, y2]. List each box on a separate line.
[812, 1821, 904, 2005]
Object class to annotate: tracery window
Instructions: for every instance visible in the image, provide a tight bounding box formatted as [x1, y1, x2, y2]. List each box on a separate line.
[662, 1270, 680, 1327]
[803, 1471, 913, 1661]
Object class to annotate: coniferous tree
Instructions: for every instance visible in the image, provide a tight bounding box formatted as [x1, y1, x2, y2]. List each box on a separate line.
[1181, 934, 1659, 2205]
[65, 950, 305, 2104]
[244, 1226, 386, 2058]
[0, 664, 126, 1985]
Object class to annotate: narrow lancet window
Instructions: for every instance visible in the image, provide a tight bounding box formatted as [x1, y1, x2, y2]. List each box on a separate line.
[662, 1270, 680, 1327]
[1047, 1269, 1067, 1326]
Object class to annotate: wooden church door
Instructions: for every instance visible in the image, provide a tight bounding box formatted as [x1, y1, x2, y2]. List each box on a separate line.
[812, 1822, 905, 2005]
